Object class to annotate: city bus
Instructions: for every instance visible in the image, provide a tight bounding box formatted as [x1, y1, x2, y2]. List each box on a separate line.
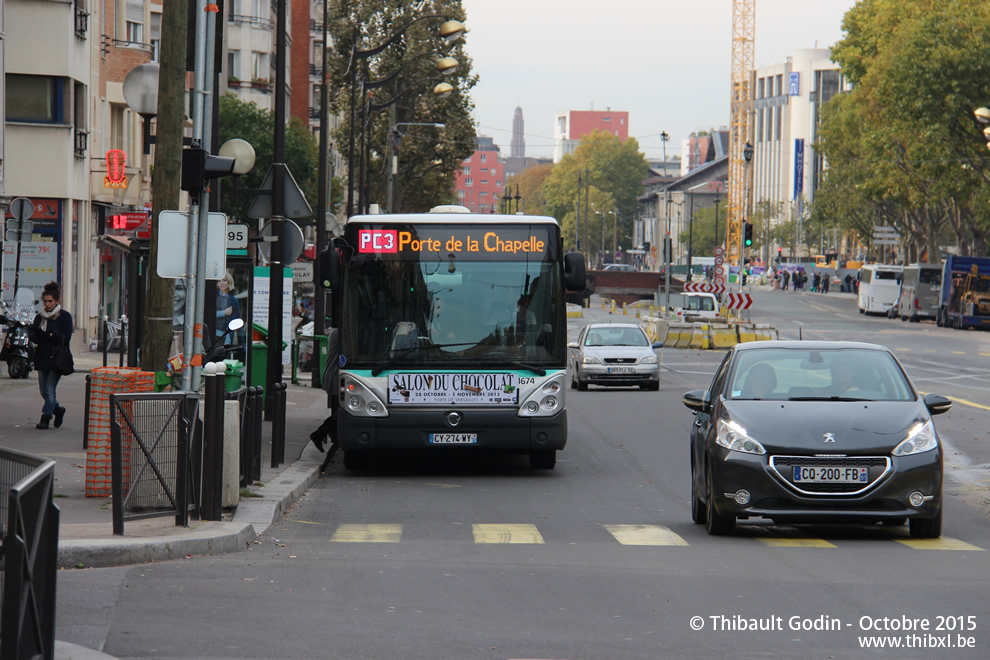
[858, 264, 903, 315]
[321, 206, 586, 470]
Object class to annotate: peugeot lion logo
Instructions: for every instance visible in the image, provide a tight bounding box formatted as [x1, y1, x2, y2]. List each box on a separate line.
[822, 433, 836, 443]
[445, 412, 462, 427]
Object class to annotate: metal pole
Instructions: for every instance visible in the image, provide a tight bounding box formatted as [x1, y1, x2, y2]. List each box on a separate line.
[313, 0, 331, 388]
[583, 167, 590, 267]
[687, 192, 694, 282]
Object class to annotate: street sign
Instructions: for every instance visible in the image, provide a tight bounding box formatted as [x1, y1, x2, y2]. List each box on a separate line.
[156, 210, 229, 279]
[684, 282, 726, 295]
[9, 197, 33, 222]
[726, 293, 753, 310]
[873, 225, 899, 233]
[714, 246, 724, 257]
[226, 223, 249, 250]
[247, 164, 314, 219]
[290, 262, 314, 282]
[259, 219, 304, 264]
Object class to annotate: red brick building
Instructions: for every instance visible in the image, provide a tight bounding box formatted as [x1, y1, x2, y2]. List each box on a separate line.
[553, 109, 629, 162]
[453, 137, 505, 214]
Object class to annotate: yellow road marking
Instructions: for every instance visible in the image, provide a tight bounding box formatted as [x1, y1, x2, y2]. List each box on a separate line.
[893, 347, 910, 352]
[472, 523, 544, 544]
[896, 537, 985, 551]
[758, 538, 836, 548]
[917, 391, 990, 411]
[330, 524, 403, 543]
[951, 350, 965, 355]
[603, 524, 689, 546]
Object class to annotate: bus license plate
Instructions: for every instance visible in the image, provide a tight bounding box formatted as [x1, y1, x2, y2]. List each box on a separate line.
[792, 466, 868, 483]
[607, 367, 634, 374]
[430, 433, 478, 445]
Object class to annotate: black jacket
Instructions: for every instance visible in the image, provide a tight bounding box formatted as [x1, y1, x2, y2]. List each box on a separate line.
[30, 309, 74, 370]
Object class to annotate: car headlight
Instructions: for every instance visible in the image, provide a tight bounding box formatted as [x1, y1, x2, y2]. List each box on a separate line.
[640, 355, 658, 364]
[716, 419, 766, 455]
[581, 356, 601, 364]
[893, 420, 938, 456]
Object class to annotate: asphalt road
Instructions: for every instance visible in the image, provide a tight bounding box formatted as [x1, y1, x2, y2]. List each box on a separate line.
[55, 288, 990, 659]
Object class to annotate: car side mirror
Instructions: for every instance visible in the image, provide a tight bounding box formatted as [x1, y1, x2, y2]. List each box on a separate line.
[923, 393, 952, 416]
[682, 389, 709, 413]
[567, 341, 579, 349]
[652, 341, 663, 349]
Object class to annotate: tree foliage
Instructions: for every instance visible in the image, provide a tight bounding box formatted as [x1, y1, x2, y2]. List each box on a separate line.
[542, 131, 650, 257]
[216, 93, 323, 223]
[814, 0, 990, 258]
[326, 0, 477, 214]
[506, 163, 553, 216]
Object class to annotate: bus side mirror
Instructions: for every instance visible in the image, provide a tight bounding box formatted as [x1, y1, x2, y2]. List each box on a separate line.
[564, 252, 587, 291]
[318, 247, 341, 290]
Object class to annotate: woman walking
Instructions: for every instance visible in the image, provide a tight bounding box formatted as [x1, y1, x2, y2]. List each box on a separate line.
[30, 281, 73, 429]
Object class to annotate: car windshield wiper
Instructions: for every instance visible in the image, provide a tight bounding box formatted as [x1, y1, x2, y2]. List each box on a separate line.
[478, 357, 547, 377]
[788, 396, 873, 402]
[370, 341, 476, 377]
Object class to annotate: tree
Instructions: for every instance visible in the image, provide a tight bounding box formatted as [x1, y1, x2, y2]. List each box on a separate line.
[326, 0, 477, 214]
[216, 94, 321, 223]
[506, 163, 554, 216]
[542, 130, 650, 258]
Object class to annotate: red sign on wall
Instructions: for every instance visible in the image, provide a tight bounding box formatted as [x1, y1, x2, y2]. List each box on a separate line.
[105, 149, 128, 189]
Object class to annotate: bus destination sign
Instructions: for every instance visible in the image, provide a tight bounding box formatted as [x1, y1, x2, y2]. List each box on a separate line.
[356, 225, 553, 260]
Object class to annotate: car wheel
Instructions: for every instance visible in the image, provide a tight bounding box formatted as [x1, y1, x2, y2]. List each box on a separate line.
[953, 316, 962, 330]
[691, 459, 707, 525]
[8, 356, 29, 379]
[705, 463, 735, 535]
[570, 367, 577, 389]
[530, 450, 556, 470]
[576, 373, 588, 392]
[859, 307, 865, 314]
[909, 508, 942, 539]
[648, 381, 660, 392]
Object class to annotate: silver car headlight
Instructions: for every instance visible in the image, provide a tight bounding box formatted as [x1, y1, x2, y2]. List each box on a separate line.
[893, 420, 938, 456]
[716, 419, 766, 455]
[581, 356, 601, 364]
[640, 355, 658, 364]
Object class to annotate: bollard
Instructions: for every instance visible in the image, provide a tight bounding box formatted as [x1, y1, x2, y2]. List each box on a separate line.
[271, 382, 287, 468]
[102, 315, 109, 367]
[83, 374, 92, 449]
[622, 302, 627, 316]
[119, 315, 128, 368]
[253, 385, 264, 481]
[201, 363, 222, 521]
[240, 387, 255, 488]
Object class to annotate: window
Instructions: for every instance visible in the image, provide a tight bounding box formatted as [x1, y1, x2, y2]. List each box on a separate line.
[252, 52, 268, 80]
[479, 191, 487, 198]
[150, 11, 161, 61]
[6, 74, 65, 123]
[776, 74, 783, 97]
[464, 178, 473, 187]
[496, 180, 502, 188]
[228, 50, 241, 80]
[462, 166, 470, 175]
[457, 189, 464, 199]
[480, 154, 487, 163]
[124, 0, 144, 43]
[481, 180, 488, 185]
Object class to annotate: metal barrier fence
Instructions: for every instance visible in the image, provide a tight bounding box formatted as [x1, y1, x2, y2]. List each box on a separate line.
[0, 448, 59, 660]
[109, 392, 201, 535]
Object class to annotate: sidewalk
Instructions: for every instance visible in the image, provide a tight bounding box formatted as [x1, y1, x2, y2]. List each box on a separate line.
[0, 337, 332, 571]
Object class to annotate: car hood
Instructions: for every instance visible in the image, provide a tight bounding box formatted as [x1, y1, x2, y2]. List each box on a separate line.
[721, 400, 930, 454]
[582, 346, 654, 360]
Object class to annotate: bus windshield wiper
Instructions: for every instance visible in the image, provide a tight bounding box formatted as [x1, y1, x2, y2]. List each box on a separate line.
[370, 341, 476, 377]
[478, 357, 547, 376]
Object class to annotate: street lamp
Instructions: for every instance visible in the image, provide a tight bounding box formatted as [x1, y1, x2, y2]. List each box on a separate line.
[123, 62, 160, 155]
[345, 16, 466, 217]
[218, 138, 257, 176]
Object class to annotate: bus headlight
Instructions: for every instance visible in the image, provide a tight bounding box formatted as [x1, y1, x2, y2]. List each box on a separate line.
[519, 373, 566, 418]
[341, 377, 389, 418]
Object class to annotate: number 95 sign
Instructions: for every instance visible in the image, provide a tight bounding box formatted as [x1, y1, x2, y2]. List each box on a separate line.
[227, 223, 248, 249]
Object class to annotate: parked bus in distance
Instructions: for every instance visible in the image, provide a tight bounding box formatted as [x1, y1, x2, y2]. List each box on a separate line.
[895, 263, 942, 322]
[858, 264, 903, 315]
[320, 206, 586, 470]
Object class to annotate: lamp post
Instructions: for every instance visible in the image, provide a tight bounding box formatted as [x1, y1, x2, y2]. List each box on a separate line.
[387, 122, 445, 212]
[345, 17, 466, 218]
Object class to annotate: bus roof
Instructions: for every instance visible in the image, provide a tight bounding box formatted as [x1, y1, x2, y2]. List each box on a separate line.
[345, 212, 560, 227]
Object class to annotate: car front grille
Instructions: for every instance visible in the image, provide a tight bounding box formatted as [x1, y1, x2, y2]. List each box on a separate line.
[603, 357, 637, 364]
[769, 455, 891, 496]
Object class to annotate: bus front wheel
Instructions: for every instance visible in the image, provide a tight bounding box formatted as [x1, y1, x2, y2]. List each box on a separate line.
[530, 450, 556, 470]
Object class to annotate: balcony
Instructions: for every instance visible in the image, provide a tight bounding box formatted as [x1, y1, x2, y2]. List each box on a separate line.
[229, 14, 274, 30]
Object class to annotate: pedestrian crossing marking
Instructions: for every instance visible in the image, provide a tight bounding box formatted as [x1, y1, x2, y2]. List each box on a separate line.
[757, 538, 837, 548]
[472, 524, 544, 544]
[895, 537, 985, 551]
[603, 524, 689, 546]
[330, 524, 403, 543]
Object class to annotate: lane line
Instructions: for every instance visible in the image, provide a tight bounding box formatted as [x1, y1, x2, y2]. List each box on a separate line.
[757, 538, 836, 548]
[473, 523, 545, 544]
[895, 537, 985, 551]
[330, 524, 403, 543]
[603, 524, 690, 546]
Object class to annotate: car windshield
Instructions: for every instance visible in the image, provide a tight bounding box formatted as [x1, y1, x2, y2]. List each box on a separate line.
[584, 327, 649, 347]
[728, 348, 914, 401]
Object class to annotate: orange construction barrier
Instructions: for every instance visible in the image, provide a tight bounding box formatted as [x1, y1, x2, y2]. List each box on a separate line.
[85, 367, 155, 497]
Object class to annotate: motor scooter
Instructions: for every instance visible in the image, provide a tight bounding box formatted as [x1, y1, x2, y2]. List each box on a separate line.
[0, 299, 35, 379]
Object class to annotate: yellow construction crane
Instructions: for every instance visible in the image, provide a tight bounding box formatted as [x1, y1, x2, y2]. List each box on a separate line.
[727, 0, 755, 267]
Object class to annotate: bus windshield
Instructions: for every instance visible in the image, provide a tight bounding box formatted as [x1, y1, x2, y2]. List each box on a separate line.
[339, 223, 563, 369]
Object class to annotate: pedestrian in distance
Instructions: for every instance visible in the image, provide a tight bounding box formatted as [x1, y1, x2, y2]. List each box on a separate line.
[822, 273, 830, 295]
[812, 272, 821, 292]
[29, 281, 74, 430]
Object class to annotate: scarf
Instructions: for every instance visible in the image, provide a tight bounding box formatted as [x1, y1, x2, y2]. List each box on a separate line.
[39, 304, 61, 331]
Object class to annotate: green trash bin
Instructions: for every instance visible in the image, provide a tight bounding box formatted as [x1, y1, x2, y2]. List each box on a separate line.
[249, 324, 288, 393]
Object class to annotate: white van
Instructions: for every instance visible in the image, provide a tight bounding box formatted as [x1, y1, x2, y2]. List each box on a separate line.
[895, 264, 942, 322]
[672, 292, 720, 320]
[858, 264, 904, 315]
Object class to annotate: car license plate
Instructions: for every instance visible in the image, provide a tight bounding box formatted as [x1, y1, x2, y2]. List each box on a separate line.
[792, 466, 869, 483]
[429, 433, 478, 445]
[606, 367, 634, 374]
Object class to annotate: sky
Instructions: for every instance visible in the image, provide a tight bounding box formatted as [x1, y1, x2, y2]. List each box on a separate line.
[459, 0, 860, 161]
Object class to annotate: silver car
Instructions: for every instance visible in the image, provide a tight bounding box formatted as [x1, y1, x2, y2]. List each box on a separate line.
[568, 323, 662, 391]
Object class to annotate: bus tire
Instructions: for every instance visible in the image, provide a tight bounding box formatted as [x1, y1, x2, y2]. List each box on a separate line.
[530, 450, 556, 470]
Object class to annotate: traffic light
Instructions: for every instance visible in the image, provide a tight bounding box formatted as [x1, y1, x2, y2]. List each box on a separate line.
[743, 222, 753, 247]
[180, 147, 236, 192]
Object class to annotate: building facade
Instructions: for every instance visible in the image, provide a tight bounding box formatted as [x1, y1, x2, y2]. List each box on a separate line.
[553, 109, 629, 162]
[452, 136, 504, 214]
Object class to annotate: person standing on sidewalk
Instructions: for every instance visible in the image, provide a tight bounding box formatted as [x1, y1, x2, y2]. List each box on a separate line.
[30, 281, 74, 429]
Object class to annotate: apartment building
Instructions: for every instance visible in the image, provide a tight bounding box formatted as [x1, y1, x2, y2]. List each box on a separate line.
[552, 109, 629, 163]
[453, 136, 504, 214]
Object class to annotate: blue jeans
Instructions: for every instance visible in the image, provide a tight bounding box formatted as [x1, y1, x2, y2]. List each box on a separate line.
[37, 369, 62, 416]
